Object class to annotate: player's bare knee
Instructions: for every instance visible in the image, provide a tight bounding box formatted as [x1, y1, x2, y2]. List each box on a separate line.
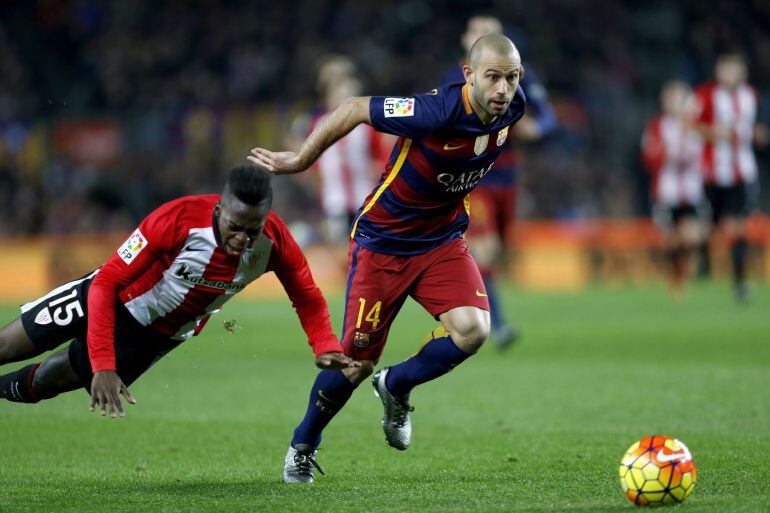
[342, 360, 374, 385]
[452, 321, 490, 353]
[31, 350, 79, 397]
[442, 307, 490, 354]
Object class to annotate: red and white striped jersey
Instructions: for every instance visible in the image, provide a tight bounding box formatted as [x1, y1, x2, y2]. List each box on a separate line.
[641, 114, 703, 207]
[309, 113, 385, 217]
[87, 195, 341, 372]
[693, 81, 758, 186]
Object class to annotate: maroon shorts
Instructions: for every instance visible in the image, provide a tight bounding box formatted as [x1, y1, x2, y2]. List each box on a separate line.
[341, 237, 489, 362]
[466, 186, 518, 244]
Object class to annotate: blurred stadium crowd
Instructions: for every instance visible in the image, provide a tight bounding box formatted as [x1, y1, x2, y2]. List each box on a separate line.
[1, 0, 768, 236]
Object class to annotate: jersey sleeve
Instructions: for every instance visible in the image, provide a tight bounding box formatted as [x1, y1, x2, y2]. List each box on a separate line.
[641, 118, 664, 174]
[369, 91, 448, 140]
[86, 204, 183, 372]
[265, 214, 342, 357]
[692, 85, 714, 125]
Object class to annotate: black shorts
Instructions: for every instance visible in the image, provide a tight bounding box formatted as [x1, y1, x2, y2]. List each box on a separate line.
[20, 271, 181, 391]
[652, 204, 699, 230]
[705, 184, 749, 224]
[670, 205, 698, 224]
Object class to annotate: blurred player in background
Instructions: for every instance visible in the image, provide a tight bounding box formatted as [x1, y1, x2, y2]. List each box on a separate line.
[692, 52, 768, 302]
[0, 163, 357, 416]
[443, 16, 558, 348]
[250, 34, 526, 483]
[641, 80, 704, 296]
[288, 56, 389, 244]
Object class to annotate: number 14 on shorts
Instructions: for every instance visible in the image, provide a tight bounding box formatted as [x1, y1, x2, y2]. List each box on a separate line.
[356, 298, 382, 330]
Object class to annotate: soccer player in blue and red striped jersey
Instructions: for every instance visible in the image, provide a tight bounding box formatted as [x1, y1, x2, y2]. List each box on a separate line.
[250, 34, 526, 483]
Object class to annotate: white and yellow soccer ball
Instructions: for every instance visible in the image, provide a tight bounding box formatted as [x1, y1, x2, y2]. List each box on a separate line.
[619, 435, 696, 506]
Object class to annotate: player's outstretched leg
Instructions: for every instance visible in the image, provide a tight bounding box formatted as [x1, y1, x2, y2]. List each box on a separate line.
[284, 361, 374, 483]
[0, 362, 42, 403]
[375, 306, 489, 450]
[0, 347, 81, 403]
[0, 317, 55, 403]
[0, 318, 46, 366]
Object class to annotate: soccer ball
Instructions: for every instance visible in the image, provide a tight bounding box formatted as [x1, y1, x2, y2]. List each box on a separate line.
[619, 435, 696, 506]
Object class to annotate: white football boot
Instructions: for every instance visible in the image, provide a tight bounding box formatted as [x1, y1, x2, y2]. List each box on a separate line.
[372, 367, 414, 450]
[283, 444, 324, 484]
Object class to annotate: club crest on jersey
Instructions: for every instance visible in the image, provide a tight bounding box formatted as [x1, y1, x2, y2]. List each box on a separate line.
[474, 134, 489, 155]
[496, 126, 509, 147]
[384, 98, 414, 118]
[353, 331, 370, 348]
[34, 307, 52, 325]
[117, 229, 147, 264]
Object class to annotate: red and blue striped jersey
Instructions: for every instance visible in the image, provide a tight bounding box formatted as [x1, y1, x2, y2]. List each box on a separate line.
[352, 82, 526, 255]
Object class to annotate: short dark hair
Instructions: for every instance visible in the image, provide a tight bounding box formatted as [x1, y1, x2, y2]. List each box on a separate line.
[222, 162, 273, 209]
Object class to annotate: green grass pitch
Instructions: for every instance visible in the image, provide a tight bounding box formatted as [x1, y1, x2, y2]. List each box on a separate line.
[1, 283, 768, 512]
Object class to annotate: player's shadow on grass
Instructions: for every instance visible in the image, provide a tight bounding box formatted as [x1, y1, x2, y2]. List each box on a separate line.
[120, 479, 292, 494]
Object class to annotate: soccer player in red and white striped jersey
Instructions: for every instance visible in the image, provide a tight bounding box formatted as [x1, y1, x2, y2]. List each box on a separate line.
[692, 52, 767, 300]
[0, 163, 358, 416]
[308, 77, 388, 243]
[641, 80, 705, 295]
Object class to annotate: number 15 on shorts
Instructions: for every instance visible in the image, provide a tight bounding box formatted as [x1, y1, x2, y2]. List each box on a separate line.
[356, 298, 382, 330]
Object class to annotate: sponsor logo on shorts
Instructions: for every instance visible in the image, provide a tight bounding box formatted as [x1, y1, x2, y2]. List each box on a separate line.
[353, 331, 370, 348]
[384, 98, 414, 118]
[475, 290, 488, 297]
[118, 229, 147, 264]
[34, 307, 52, 325]
[443, 143, 464, 151]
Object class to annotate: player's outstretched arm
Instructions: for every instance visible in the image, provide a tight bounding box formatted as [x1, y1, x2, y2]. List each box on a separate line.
[315, 352, 361, 370]
[248, 96, 372, 175]
[89, 370, 136, 418]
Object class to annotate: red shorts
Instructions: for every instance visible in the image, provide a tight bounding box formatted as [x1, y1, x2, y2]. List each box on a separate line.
[341, 237, 489, 362]
[466, 186, 518, 244]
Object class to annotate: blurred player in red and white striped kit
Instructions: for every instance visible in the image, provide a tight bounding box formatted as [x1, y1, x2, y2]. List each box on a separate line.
[290, 56, 390, 244]
[642, 80, 705, 295]
[691, 52, 768, 301]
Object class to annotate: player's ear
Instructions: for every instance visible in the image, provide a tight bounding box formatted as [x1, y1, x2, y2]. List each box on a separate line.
[462, 64, 473, 84]
[519, 64, 526, 80]
[214, 202, 221, 217]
